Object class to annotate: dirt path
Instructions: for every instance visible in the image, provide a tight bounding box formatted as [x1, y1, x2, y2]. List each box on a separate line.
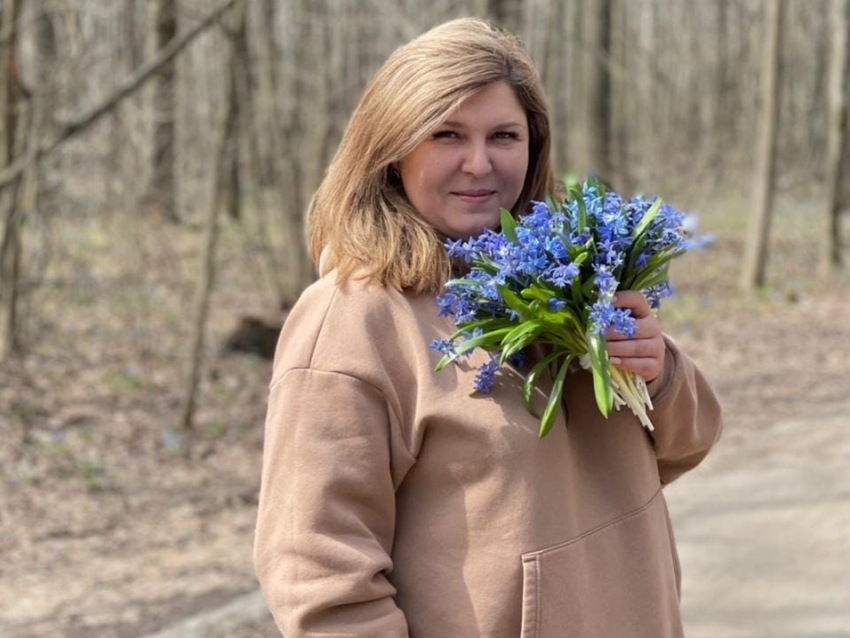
[2, 275, 848, 637]
[667, 406, 850, 638]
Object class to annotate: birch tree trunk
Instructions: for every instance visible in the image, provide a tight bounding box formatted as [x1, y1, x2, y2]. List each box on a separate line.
[741, 0, 784, 292]
[821, 0, 849, 278]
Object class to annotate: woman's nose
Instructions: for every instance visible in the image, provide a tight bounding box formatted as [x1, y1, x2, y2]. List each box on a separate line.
[461, 141, 493, 177]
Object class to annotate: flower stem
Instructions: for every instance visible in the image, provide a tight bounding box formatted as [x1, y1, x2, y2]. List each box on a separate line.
[610, 367, 655, 431]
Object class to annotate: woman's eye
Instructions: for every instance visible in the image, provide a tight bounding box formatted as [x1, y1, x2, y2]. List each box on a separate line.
[493, 131, 519, 140]
[432, 130, 458, 139]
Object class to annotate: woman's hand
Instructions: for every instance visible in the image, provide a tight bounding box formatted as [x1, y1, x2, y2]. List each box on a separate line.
[606, 291, 666, 382]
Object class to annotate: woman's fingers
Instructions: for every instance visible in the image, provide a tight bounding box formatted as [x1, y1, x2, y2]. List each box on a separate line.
[606, 316, 658, 341]
[605, 290, 665, 381]
[608, 356, 663, 381]
[606, 337, 664, 359]
[612, 290, 652, 318]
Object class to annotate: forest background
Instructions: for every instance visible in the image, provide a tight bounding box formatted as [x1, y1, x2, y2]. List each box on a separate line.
[1, 0, 849, 636]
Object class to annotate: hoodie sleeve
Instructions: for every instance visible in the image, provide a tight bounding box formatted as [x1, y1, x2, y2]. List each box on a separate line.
[644, 336, 723, 485]
[254, 367, 412, 638]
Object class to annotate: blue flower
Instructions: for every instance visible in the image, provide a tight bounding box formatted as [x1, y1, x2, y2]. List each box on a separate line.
[546, 263, 580, 288]
[548, 298, 568, 311]
[593, 264, 619, 296]
[545, 236, 569, 260]
[430, 338, 454, 355]
[446, 238, 468, 260]
[646, 282, 674, 309]
[462, 327, 485, 341]
[611, 308, 636, 338]
[507, 349, 527, 369]
[473, 358, 500, 393]
[436, 293, 457, 317]
[589, 300, 615, 336]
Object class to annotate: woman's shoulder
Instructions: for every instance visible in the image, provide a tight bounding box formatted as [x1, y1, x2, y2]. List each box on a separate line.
[270, 272, 434, 384]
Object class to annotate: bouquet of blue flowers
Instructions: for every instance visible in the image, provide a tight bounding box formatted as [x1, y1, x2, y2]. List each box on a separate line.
[431, 176, 704, 438]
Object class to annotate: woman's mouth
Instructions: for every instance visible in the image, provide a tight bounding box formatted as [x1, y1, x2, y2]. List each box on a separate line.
[453, 190, 496, 204]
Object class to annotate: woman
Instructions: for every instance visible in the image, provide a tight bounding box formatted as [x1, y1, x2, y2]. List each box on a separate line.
[254, 17, 722, 638]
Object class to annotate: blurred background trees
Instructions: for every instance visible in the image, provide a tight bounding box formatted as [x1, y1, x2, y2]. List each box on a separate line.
[2, 4, 849, 631]
[0, 0, 848, 419]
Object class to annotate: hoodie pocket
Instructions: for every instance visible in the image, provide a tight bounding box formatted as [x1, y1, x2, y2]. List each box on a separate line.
[519, 490, 683, 638]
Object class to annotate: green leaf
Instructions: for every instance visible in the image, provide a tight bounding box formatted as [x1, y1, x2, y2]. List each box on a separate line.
[567, 182, 589, 234]
[500, 324, 542, 366]
[498, 321, 541, 365]
[536, 326, 586, 354]
[587, 175, 606, 199]
[558, 231, 574, 252]
[587, 331, 614, 417]
[520, 286, 553, 303]
[621, 234, 649, 288]
[522, 350, 563, 417]
[632, 268, 669, 292]
[434, 327, 514, 371]
[575, 189, 588, 233]
[445, 278, 485, 289]
[632, 197, 664, 239]
[498, 286, 532, 319]
[538, 304, 584, 332]
[448, 317, 514, 340]
[539, 355, 573, 438]
[500, 208, 519, 245]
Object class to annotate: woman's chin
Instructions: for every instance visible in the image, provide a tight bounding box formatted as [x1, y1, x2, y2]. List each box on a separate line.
[444, 219, 501, 240]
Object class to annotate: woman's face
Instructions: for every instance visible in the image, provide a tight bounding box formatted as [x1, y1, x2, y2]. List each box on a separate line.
[398, 81, 530, 240]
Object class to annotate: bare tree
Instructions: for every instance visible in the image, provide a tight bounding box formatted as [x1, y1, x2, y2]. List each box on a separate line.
[145, 0, 177, 221]
[0, 0, 237, 193]
[742, 0, 784, 292]
[476, 0, 523, 33]
[821, 0, 849, 277]
[0, 0, 22, 359]
[578, 0, 613, 186]
[0, 0, 18, 165]
[178, 0, 245, 436]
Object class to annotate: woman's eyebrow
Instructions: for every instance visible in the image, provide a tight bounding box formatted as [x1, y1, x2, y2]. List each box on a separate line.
[440, 120, 527, 129]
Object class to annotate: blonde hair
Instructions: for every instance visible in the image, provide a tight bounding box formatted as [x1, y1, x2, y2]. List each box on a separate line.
[308, 17, 557, 294]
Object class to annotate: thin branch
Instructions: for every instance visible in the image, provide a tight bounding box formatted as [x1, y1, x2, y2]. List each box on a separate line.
[0, 0, 237, 192]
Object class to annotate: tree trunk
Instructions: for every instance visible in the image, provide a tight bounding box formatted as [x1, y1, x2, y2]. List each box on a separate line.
[608, 0, 632, 195]
[477, 0, 523, 33]
[0, 0, 21, 359]
[547, 0, 568, 175]
[177, 0, 244, 437]
[565, 0, 583, 178]
[581, 0, 613, 186]
[741, 0, 784, 292]
[821, 0, 849, 278]
[221, 3, 248, 222]
[145, 0, 177, 221]
[0, 0, 18, 167]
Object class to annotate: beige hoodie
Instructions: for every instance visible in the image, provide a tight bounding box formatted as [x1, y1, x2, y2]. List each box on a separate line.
[254, 272, 722, 638]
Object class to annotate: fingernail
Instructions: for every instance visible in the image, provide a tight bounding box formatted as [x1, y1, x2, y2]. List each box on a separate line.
[610, 357, 622, 365]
